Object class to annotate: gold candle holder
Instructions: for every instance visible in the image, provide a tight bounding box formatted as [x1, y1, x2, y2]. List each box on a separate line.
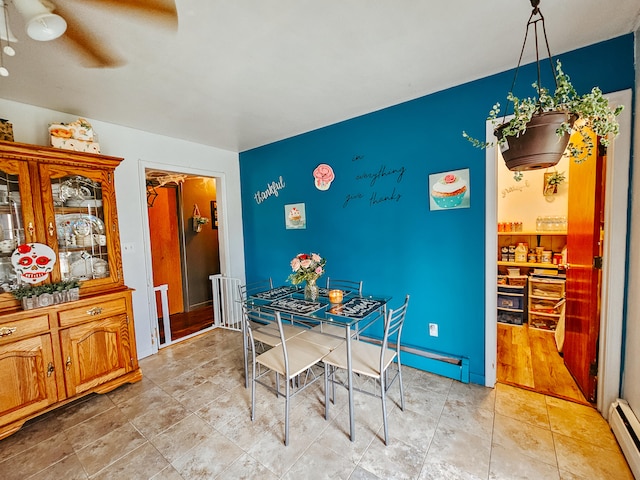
[328, 289, 343, 304]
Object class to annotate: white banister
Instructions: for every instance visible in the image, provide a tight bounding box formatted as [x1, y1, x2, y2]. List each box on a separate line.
[209, 274, 242, 331]
[153, 284, 171, 346]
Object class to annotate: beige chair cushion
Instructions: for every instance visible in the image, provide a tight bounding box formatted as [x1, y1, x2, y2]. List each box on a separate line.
[257, 337, 331, 377]
[297, 329, 345, 350]
[254, 323, 305, 346]
[322, 341, 397, 378]
[311, 323, 346, 337]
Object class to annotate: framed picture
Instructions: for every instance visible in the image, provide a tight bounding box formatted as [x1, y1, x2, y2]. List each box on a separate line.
[285, 203, 306, 229]
[429, 168, 471, 210]
[210, 200, 218, 229]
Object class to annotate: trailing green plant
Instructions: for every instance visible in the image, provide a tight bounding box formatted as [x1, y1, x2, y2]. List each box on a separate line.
[12, 279, 80, 300]
[463, 61, 623, 163]
[546, 171, 566, 186]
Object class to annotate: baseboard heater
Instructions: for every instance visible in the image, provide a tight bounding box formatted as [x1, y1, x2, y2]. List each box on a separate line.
[359, 335, 469, 383]
[609, 399, 640, 478]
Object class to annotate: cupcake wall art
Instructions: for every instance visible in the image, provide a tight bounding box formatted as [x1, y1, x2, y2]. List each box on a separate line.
[429, 168, 470, 210]
[285, 203, 306, 229]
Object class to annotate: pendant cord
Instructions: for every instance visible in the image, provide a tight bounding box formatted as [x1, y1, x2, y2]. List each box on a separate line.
[502, 1, 557, 124]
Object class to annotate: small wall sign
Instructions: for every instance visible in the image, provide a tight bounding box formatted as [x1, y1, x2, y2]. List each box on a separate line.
[429, 168, 471, 211]
[285, 203, 306, 229]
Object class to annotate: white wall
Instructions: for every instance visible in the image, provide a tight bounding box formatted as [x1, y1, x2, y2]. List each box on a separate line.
[497, 155, 570, 232]
[622, 29, 640, 413]
[0, 99, 245, 358]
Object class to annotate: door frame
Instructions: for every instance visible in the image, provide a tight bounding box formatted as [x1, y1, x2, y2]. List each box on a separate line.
[484, 89, 632, 417]
[138, 160, 231, 355]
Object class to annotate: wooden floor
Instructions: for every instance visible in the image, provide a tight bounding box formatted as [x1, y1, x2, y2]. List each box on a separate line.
[497, 322, 589, 405]
[158, 305, 214, 343]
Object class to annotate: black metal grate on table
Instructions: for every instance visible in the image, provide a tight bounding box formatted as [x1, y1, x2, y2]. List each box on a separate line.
[252, 286, 298, 301]
[327, 298, 385, 319]
[266, 297, 324, 315]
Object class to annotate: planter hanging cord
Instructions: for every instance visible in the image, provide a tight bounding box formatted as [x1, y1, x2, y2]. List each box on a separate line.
[502, 0, 557, 124]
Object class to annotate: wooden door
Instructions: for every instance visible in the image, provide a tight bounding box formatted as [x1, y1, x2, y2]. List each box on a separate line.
[60, 315, 130, 397]
[148, 185, 184, 315]
[0, 334, 58, 425]
[564, 129, 604, 402]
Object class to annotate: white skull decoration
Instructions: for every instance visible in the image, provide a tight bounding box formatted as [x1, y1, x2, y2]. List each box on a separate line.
[11, 243, 57, 284]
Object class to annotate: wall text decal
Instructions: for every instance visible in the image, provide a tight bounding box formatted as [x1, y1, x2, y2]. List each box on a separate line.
[254, 176, 286, 204]
[370, 187, 401, 206]
[342, 155, 405, 208]
[501, 180, 531, 198]
[355, 164, 406, 187]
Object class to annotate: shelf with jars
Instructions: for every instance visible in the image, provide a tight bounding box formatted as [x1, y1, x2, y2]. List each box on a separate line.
[497, 227, 567, 276]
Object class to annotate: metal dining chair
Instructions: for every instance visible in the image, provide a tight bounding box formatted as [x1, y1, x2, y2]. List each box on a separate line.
[312, 278, 364, 338]
[238, 280, 306, 387]
[238, 278, 274, 301]
[322, 294, 410, 445]
[246, 308, 332, 446]
[325, 277, 363, 295]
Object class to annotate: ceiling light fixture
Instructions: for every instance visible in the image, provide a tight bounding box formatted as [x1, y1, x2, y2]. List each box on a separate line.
[0, 0, 16, 76]
[13, 0, 66, 41]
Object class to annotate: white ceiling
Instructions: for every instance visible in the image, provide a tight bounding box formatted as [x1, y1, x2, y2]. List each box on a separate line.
[1, 0, 639, 153]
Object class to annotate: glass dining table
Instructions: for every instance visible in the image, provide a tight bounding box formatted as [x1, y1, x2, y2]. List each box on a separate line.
[242, 285, 391, 442]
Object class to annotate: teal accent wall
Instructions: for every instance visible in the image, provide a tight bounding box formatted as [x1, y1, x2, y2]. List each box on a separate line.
[239, 35, 635, 385]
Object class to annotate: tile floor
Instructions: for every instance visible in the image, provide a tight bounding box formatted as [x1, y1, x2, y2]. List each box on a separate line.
[0, 328, 633, 479]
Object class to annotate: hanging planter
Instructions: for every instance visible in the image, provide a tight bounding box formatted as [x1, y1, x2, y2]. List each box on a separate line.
[192, 204, 209, 233]
[463, 0, 623, 172]
[496, 111, 575, 171]
[543, 169, 566, 196]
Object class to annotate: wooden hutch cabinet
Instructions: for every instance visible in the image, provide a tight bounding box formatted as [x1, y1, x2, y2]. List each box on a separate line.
[0, 140, 142, 440]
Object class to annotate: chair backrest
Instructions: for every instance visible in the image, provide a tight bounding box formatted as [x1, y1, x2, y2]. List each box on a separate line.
[238, 278, 274, 301]
[325, 277, 363, 295]
[246, 307, 290, 375]
[381, 295, 410, 364]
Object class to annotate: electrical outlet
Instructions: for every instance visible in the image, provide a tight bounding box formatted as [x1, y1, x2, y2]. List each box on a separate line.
[429, 323, 438, 337]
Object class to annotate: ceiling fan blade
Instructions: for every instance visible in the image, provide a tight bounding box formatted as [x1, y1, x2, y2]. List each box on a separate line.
[71, 0, 178, 29]
[53, 4, 125, 68]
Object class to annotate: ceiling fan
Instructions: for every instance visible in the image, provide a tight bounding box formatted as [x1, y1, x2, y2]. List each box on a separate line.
[1, 0, 177, 68]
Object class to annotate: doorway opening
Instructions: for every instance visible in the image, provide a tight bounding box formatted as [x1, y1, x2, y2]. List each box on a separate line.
[146, 169, 221, 347]
[495, 149, 587, 404]
[484, 89, 632, 416]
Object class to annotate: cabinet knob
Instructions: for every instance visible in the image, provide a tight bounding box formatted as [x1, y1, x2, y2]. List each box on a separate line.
[0, 326, 17, 337]
[87, 307, 103, 316]
[48, 222, 55, 237]
[47, 362, 55, 377]
[27, 222, 35, 238]
[65, 356, 72, 371]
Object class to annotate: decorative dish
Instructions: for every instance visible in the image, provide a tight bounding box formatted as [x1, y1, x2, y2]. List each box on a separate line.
[58, 176, 98, 204]
[70, 256, 108, 279]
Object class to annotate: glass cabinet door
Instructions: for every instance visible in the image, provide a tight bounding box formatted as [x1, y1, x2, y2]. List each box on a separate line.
[0, 160, 36, 293]
[41, 165, 114, 285]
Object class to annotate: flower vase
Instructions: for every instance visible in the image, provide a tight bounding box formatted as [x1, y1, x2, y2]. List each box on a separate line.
[304, 278, 319, 302]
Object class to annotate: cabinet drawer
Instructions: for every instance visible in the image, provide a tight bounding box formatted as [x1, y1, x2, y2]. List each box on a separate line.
[0, 315, 50, 345]
[497, 310, 525, 325]
[529, 298, 564, 315]
[529, 313, 559, 331]
[498, 294, 523, 310]
[529, 279, 565, 298]
[58, 297, 127, 327]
